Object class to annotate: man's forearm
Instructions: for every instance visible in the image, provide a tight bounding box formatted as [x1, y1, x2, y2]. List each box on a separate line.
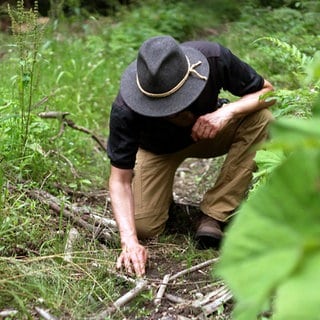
[222, 79, 275, 119]
[109, 167, 139, 247]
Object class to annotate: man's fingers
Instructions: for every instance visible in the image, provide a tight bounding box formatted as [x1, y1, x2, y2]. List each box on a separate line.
[124, 255, 134, 275]
[116, 249, 147, 277]
[131, 255, 145, 276]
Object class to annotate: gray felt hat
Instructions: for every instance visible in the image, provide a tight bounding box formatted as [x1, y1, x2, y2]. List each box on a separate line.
[120, 35, 209, 117]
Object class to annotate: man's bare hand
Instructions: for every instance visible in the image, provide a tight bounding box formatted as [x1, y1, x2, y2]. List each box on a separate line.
[191, 107, 232, 141]
[116, 242, 148, 277]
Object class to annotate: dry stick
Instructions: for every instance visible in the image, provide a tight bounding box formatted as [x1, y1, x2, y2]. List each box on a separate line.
[196, 285, 229, 307]
[38, 111, 106, 151]
[27, 189, 112, 242]
[154, 273, 171, 306]
[35, 307, 58, 320]
[63, 227, 80, 263]
[165, 293, 189, 304]
[169, 258, 219, 281]
[38, 111, 70, 119]
[89, 213, 118, 230]
[0, 310, 18, 317]
[201, 291, 233, 316]
[89, 279, 148, 320]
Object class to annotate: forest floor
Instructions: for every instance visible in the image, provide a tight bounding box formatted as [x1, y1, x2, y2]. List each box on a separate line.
[102, 157, 233, 320]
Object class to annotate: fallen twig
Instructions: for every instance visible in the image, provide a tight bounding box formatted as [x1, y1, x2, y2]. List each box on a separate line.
[154, 273, 171, 306]
[165, 285, 232, 318]
[165, 293, 189, 304]
[63, 227, 80, 263]
[35, 307, 58, 320]
[89, 213, 118, 230]
[27, 188, 112, 242]
[89, 279, 148, 319]
[0, 309, 18, 317]
[195, 285, 229, 307]
[200, 290, 233, 316]
[169, 258, 219, 281]
[38, 111, 106, 151]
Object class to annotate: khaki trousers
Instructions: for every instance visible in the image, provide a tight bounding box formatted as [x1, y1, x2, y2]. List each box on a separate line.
[133, 108, 273, 239]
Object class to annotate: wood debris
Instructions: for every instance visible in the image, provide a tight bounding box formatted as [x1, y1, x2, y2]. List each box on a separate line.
[35, 307, 58, 320]
[63, 227, 80, 263]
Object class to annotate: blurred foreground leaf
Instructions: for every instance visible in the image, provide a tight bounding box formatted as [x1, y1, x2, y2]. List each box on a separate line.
[216, 146, 320, 319]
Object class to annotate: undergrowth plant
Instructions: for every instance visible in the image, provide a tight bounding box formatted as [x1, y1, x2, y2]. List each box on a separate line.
[0, 0, 319, 318]
[216, 51, 320, 320]
[7, 0, 44, 156]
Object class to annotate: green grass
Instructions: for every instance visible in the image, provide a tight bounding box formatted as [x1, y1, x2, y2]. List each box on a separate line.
[0, 0, 319, 318]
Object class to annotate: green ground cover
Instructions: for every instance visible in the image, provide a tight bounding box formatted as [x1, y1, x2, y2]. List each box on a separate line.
[0, 0, 319, 318]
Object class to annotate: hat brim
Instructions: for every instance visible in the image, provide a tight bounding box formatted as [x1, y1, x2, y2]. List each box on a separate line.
[120, 46, 209, 117]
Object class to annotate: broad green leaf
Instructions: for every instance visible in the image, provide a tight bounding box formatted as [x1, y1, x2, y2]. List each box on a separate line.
[216, 150, 320, 320]
[254, 150, 285, 170]
[268, 118, 320, 150]
[274, 253, 320, 320]
[254, 149, 286, 177]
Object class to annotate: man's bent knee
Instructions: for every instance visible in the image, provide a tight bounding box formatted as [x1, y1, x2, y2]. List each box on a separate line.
[135, 214, 167, 239]
[257, 108, 274, 124]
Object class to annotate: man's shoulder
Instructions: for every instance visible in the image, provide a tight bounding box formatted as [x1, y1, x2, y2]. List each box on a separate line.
[181, 40, 221, 58]
[111, 93, 137, 119]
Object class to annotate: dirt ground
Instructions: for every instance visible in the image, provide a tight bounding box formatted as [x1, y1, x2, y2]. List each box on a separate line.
[118, 157, 232, 320]
[68, 157, 232, 319]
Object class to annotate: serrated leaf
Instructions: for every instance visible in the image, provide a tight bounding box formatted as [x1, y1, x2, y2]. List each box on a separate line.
[216, 150, 320, 320]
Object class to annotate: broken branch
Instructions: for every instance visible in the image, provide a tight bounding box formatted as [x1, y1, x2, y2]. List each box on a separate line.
[89, 279, 148, 320]
[27, 188, 113, 242]
[154, 273, 171, 306]
[38, 111, 106, 151]
[63, 227, 80, 263]
[169, 258, 219, 281]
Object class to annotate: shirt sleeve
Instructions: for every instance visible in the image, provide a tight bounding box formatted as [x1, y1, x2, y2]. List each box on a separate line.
[106, 94, 140, 169]
[217, 45, 264, 96]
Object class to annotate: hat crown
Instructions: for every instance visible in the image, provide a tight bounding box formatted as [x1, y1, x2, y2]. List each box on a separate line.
[137, 36, 188, 95]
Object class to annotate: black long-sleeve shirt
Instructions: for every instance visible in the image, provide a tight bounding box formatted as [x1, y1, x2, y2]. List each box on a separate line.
[107, 41, 264, 169]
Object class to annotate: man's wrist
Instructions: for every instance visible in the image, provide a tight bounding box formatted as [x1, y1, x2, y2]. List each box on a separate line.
[121, 235, 139, 249]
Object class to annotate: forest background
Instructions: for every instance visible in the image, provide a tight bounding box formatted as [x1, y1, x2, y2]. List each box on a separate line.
[0, 0, 319, 319]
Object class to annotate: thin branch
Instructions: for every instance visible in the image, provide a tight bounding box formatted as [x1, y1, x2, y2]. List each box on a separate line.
[154, 273, 171, 306]
[169, 258, 219, 281]
[38, 111, 106, 151]
[35, 307, 58, 320]
[89, 279, 148, 320]
[26, 188, 112, 242]
[63, 227, 80, 263]
[38, 111, 70, 119]
[0, 310, 18, 317]
[64, 118, 106, 151]
[200, 290, 233, 316]
[89, 213, 117, 230]
[165, 293, 188, 304]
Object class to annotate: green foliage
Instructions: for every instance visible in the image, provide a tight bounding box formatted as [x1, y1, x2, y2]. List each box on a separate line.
[1, 0, 320, 318]
[105, 0, 219, 66]
[0, 252, 121, 318]
[7, 0, 43, 156]
[213, 4, 319, 80]
[217, 145, 320, 319]
[216, 37, 320, 319]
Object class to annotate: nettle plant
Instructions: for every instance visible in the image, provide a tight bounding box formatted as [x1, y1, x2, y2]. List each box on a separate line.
[6, 0, 45, 157]
[0, 0, 54, 183]
[216, 49, 320, 319]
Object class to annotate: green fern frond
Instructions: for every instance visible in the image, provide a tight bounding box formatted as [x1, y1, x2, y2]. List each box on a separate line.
[254, 36, 311, 69]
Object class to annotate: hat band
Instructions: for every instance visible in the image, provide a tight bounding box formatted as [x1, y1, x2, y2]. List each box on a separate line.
[136, 56, 208, 98]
